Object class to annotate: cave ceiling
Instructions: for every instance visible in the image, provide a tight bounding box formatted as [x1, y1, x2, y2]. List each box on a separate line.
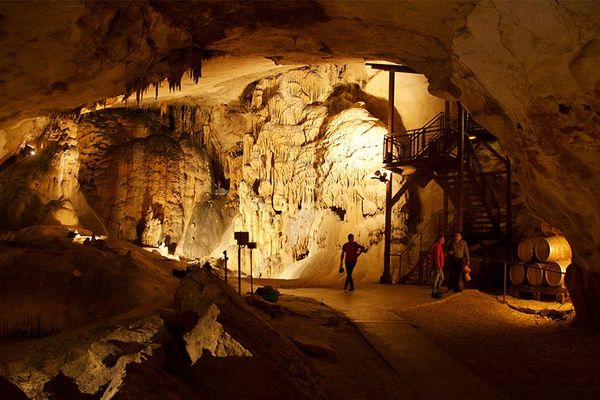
[0, 0, 600, 271]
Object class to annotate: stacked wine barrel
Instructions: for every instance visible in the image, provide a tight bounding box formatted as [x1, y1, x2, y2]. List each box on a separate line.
[510, 236, 572, 288]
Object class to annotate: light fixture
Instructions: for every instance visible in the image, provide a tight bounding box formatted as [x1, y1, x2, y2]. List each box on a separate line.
[468, 135, 477, 140]
[24, 144, 36, 156]
[371, 170, 389, 183]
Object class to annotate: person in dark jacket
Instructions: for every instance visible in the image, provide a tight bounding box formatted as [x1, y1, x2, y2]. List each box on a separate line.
[448, 231, 469, 292]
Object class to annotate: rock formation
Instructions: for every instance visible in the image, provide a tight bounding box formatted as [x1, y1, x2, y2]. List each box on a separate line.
[0, 63, 444, 285]
[0, 1, 599, 325]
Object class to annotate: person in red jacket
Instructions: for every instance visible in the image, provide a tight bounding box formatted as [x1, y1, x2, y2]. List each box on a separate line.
[340, 233, 367, 291]
[430, 234, 446, 298]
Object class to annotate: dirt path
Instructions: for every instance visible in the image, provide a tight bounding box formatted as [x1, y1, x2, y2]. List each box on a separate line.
[394, 290, 600, 400]
[248, 294, 416, 400]
[279, 284, 506, 400]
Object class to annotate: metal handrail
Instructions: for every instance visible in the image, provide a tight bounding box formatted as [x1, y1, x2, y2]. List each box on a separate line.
[471, 254, 570, 305]
[383, 112, 456, 164]
[465, 137, 500, 211]
[394, 214, 456, 284]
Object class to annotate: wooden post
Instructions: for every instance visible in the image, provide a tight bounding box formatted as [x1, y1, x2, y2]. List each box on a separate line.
[382, 176, 393, 284]
[456, 102, 465, 233]
[249, 248, 253, 294]
[247, 242, 256, 294]
[381, 70, 395, 284]
[237, 244, 242, 294]
[506, 158, 513, 260]
[223, 250, 228, 285]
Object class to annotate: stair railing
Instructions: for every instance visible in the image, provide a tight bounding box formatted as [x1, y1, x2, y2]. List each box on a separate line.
[394, 212, 455, 284]
[464, 135, 501, 230]
[383, 112, 455, 164]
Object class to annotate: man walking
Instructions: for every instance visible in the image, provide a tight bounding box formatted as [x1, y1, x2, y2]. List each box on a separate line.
[448, 231, 469, 292]
[431, 234, 445, 298]
[340, 233, 367, 291]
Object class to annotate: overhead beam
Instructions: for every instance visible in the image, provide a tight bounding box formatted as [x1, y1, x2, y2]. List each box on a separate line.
[365, 62, 420, 74]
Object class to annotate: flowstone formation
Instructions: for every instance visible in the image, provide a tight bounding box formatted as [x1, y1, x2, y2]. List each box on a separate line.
[76, 109, 225, 256]
[234, 65, 402, 281]
[0, 62, 447, 286]
[0, 118, 103, 233]
[1, 0, 599, 326]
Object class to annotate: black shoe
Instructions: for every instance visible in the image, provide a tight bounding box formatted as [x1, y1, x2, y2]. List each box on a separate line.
[431, 292, 437, 298]
[348, 287, 355, 291]
[454, 289, 463, 293]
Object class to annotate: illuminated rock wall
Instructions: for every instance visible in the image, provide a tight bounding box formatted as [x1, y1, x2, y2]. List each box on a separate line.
[0, 64, 444, 282]
[227, 65, 443, 282]
[76, 109, 230, 258]
[0, 118, 102, 231]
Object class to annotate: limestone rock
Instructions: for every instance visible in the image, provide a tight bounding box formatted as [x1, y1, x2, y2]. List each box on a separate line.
[43, 199, 79, 226]
[183, 303, 252, 364]
[289, 335, 335, 358]
[76, 110, 215, 256]
[0, 120, 83, 230]
[0, 376, 29, 400]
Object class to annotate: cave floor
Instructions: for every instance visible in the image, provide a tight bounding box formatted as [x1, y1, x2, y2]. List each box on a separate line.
[267, 284, 600, 400]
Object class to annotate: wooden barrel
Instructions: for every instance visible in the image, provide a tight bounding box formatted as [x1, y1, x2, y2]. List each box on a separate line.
[509, 264, 526, 286]
[534, 236, 572, 262]
[526, 263, 544, 286]
[544, 260, 571, 287]
[518, 239, 535, 262]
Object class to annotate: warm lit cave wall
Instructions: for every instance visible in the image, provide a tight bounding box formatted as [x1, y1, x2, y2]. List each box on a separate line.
[0, 64, 444, 283]
[1, 1, 598, 324]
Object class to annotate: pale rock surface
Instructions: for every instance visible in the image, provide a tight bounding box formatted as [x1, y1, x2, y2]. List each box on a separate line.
[229, 65, 413, 283]
[76, 110, 215, 256]
[42, 200, 79, 227]
[0, 119, 87, 230]
[1, 1, 599, 323]
[61, 316, 163, 398]
[183, 303, 252, 364]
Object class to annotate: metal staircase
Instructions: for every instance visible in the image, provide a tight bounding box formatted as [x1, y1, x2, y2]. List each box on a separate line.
[382, 107, 512, 283]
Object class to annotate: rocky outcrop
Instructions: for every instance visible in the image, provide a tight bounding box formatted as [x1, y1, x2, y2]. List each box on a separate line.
[0, 118, 94, 231]
[1, 0, 599, 323]
[230, 66, 415, 281]
[0, 63, 444, 279]
[183, 303, 252, 364]
[76, 109, 227, 257]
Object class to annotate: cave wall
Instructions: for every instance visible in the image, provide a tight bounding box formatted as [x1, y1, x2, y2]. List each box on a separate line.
[0, 63, 445, 284]
[0, 1, 598, 323]
[448, 1, 600, 274]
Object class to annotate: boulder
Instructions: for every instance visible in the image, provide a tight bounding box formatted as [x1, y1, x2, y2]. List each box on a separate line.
[565, 263, 600, 330]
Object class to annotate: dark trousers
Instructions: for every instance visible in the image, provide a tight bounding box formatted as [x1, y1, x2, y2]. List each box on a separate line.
[344, 261, 357, 289]
[448, 257, 463, 291]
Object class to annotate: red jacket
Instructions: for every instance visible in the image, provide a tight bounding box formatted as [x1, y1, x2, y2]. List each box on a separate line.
[430, 242, 445, 270]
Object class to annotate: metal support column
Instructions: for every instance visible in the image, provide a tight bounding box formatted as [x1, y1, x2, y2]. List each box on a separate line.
[223, 250, 228, 285]
[506, 158, 513, 260]
[381, 70, 395, 284]
[237, 244, 242, 294]
[456, 102, 465, 232]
